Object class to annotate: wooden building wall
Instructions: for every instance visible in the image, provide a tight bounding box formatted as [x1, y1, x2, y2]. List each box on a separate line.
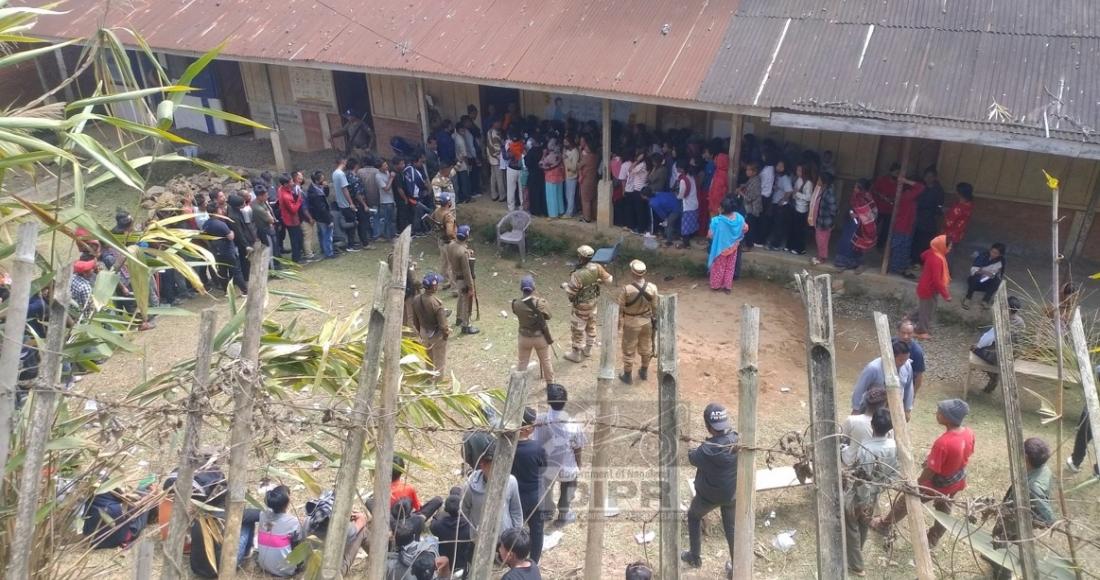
[937, 142, 1100, 210]
[239, 62, 339, 152]
[519, 90, 658, 128]
[367, 74, 423, 155]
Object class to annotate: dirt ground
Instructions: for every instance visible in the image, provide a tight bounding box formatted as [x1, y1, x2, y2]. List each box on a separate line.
[64, 206, 1099, 578]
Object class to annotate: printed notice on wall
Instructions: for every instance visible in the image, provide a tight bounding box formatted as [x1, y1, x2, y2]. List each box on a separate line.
[290, 67, 335, 107]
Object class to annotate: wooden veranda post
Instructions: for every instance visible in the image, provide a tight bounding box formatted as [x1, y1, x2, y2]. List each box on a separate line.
[991, 287, 1038, 576]
[469, 367, 533, 580]
[416, 78, 430, 143]
[596, 98, 612, 229]
[727, 114, 743, 187]
[366, 228, 414, 579]
[162, 309, 218, 580]
[320, 261, 392, 579]
[1069, 309, 1100, 491]
[219, 245, 270, 580]
[5, 265, 71, 580]
[582, 298, 619, 580]
[872, 312, 934, 579]
[732, 304, 760, 580]
[879, 137, 912, 274]
[656, 295, 679, 580]
[0, 222, 38, 495]
[796, 273, 846, 577]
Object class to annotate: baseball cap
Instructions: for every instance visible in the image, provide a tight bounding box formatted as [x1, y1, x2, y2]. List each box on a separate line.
[522, 407, 537, 426]
[456, 225, 470, 240]
[704, 403, 732, 431]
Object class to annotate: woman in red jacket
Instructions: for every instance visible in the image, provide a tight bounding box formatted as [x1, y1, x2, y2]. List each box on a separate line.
[911, 234, 952, 338]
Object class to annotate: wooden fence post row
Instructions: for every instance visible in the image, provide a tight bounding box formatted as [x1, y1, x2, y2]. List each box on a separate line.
[583, 297, 620, 580]
[656, 295, 679, 580]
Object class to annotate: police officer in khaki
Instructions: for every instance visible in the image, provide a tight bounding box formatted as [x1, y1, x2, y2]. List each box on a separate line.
[429, 192, 457, 286]
[561, 245, 613, 362]
[618, 259, 658, 384]
[513, 275, 554, 384]
[410, 273, 449, 379]
[445, 225, 480, 335]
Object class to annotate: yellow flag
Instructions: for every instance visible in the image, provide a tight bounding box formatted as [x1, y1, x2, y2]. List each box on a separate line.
[1042, 169, 1060, 191]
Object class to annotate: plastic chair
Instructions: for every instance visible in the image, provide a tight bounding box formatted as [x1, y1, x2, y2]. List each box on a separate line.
[592, 235, 623, 275]
[496, 210, 532, 264]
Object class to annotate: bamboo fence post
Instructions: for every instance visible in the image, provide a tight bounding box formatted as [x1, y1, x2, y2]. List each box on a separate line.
[732, 304, 760, 580]
[0, 222, 39, 496]
[656, 295, 679, 580]
[872, 312, 934, 579]
[1068, 309, 1100, 485]
[320, 261, 392, 579]
[796, 273, 846, 577]
[991, 288, 1038, 576]
[366, 228, 414, 579]
[468, 367, 533, 580]
[161, 309, 217, 580]
[131, 536, 154, 580]
[879, 138, 912, 275]
[582, 297, 619, 580]
[218, 244, 270, 580]
[1048, 181, 1082, 579]
[5, 265, 71, 580]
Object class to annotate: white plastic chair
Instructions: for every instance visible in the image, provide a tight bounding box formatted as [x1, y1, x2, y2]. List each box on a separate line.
[496, 210, 532, 265]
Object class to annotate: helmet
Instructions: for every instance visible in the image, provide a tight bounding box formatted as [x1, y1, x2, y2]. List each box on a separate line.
[577, 245, 595, 258]
[629, 260, 647, 275]
[520, 275, 535, 292]
[439, 192, 453, 205]
[456, 225, 471, 240]
[423, 273, 443, 288]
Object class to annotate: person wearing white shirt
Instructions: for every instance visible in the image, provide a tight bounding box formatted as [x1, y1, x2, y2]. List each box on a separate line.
[758, 161, 776, 243]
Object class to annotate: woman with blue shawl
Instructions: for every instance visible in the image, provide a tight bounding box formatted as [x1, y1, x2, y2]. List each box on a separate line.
[707, 196, 748, 293]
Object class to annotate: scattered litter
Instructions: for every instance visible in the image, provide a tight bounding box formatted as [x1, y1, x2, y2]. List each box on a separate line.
[353, 291, 360, 299]
[691, 283, 698, 289]
[452, 469, 462, 476]
[763, 510, 776, 527]
[499, 310, 509, 318]
[635, 530, 656, 544]
[492, 272, 499, 277]
[83, 399, 98, 412]
[482, 343, 492, 351]
[543, 530, 564, 551]
[349, 284, 357, 290]
[779, 387, 791, 393]
[137, 460, 149, 468]
[772, 531, 797, 552]
[312, 461, 323, 470]
[660, 23, 671, 35]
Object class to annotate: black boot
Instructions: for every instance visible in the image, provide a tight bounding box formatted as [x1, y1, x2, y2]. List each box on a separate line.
[680, 551, 701, 568]
[619, 370, 632, 384]
[461, 325, 480, 335]
[638, 367, 649, 381]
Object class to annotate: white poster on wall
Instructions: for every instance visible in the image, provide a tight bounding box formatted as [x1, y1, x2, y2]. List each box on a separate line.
[290, 67, 335, 107]
[540, 93, 640, 124]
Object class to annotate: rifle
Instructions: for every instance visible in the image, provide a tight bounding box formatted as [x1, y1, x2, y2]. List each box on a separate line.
[625, 281, 657, 353]
[467, 253, 480, 321]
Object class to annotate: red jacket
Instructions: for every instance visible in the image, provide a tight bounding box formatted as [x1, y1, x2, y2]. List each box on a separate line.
[890, 183, 923, 235]
[916, 247, 951, 300]
[277, 185, 303, 227]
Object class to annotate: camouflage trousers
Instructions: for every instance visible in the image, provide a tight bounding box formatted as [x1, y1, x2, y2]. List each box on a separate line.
[570, 303, 598, 351]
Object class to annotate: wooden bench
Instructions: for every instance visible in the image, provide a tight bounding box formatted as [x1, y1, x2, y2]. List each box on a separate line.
[964, 352, 1080, 398]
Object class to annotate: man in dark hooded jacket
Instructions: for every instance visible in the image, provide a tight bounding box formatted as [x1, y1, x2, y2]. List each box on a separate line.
[681, 403, 739, 575]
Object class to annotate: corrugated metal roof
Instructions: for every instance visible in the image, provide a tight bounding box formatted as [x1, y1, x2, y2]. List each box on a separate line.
[700, 2, 1100, 145]
[28, 0, 738, 105]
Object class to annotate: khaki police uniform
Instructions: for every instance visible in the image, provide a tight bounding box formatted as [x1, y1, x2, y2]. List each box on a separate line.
[410, 292, 449, 377]
[619, 278, 658, 375]
[445, 240, 476, 327]
[564, 262, 613, 355]
[432, 205, 457, 283]
[513, 295, 554, 383]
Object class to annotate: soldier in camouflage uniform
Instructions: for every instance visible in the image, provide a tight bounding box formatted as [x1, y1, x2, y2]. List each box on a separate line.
[618, 260, 658, 384]
[561, 245, 613, 362]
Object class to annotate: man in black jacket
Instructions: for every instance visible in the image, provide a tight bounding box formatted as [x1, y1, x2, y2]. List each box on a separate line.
[681, 403, 738, 574]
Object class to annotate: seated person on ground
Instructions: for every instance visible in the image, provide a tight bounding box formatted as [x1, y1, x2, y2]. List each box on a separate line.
[256, 485, 302, 577]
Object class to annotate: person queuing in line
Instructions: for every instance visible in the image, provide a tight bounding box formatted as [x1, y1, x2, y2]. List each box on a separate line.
[541, 137, 566, 218]
[307, 170, 335, 259]
[872, 399, 975, 548]
[577, 134, 598, 222]
[970, 296, 1025, 394]
[962, 242, 1006, 310]
[808, 172, 838, 266]
[331, 156, 364, 252]
[851, 339, 915, 421]
[786, 162, 816, 255]
[833, 178, 878, 271]
[737, 161, 763, 250]
[512, 275, 554, 385]
[911, 167, 946, 268]
[706, 196, 748, 294]
[871, 162, 901, 249]
[681, 403, 738, 575]
[487, 118, 505, 202]
[533, 383, 586, 526]
[764, 159, 794, 251]
[843, 408, 898, 577]
[911, 234, 953, 339]
[201, 200, 247, 295]
[886, 173, 924, 277]
[276, 173, 305, 263]
[510, 408, 548, 563]
[674, 158, 702, 248]
[942, 181, 975, 246]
